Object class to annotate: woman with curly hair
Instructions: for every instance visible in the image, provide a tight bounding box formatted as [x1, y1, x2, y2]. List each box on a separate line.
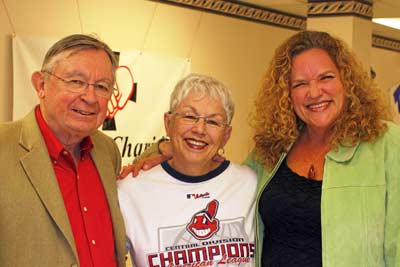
[122, 30, 400, 267]
[246, 30, 400, 266]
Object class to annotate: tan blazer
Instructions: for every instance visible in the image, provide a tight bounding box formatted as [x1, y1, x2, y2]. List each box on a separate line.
[0, 110, 126, 267]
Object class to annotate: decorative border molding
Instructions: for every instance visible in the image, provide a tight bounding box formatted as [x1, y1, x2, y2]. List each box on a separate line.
[308, 0, 373, 20]
[151, 0, 306, 30]
[372, 35, 400, 53]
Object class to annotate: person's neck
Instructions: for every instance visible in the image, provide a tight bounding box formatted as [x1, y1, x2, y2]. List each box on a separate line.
[302, 126, 332, 147]
[53, 131, 84, 163]
[41, 109, 84, 161]
[64, 143, 81, 160]
[168, 159, 220, 177]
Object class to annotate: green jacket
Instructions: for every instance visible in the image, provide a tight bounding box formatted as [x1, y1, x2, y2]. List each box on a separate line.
[245, 121, 400, 267]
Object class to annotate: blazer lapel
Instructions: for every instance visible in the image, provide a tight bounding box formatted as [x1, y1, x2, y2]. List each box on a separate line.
[91, 140, 118, 209]
[18, 111, 78, 260]
[91, 135, 126, 265]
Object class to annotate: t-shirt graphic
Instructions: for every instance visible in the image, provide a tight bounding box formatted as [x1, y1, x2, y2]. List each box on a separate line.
[149, 200, 254, 267]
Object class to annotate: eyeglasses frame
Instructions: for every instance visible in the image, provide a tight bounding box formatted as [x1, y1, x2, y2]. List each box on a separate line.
[42, 70, 115, 98]
[168, 111, 229, 129]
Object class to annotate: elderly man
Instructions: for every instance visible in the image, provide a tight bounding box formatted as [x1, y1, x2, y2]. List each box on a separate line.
[0, 35, 126, 267]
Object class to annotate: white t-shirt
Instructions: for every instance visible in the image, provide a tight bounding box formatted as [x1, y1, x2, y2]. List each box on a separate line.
[118, 160, 257, 267]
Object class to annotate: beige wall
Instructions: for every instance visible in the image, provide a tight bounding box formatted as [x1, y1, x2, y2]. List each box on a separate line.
[308, 16, 374, 70]
[371, 46, 400, 124]
[0, 3, 12, 122]
[372, 47, 400, 92]
[0, 0, 296, 163]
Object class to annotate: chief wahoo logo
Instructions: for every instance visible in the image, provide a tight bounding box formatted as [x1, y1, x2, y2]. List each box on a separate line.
[186, 200, 220, 240]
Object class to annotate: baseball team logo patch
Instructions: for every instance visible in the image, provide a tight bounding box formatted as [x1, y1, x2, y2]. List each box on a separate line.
[186, 200, 220, 240]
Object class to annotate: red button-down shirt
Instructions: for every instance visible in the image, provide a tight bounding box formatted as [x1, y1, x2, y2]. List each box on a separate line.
[35, 106, 117, 267]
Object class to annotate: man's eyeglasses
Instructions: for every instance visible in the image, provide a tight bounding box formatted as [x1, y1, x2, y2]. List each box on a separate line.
[42, 70, 114, 98]
[169, 111, 229, 129]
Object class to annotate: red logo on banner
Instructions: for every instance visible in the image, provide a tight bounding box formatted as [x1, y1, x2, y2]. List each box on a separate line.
[103, 65, 137, 130]
[107, 65, 136, 119]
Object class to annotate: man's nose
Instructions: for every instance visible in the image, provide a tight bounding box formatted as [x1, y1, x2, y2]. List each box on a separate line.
[81, 85, 98, 103]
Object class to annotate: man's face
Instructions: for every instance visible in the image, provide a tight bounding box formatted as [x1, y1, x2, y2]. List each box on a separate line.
[34, 49, 113, 143]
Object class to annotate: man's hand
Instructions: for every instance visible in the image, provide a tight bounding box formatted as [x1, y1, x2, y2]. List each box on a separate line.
[118, 154, 170, 179]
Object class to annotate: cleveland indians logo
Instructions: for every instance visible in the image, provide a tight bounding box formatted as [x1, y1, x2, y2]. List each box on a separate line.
[186, 200, 220, 240]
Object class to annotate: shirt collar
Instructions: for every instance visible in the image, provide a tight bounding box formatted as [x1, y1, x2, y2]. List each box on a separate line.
[35, 105, 93, 160]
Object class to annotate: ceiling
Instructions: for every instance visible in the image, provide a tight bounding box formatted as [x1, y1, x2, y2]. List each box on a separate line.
[238, 0, 400, 39]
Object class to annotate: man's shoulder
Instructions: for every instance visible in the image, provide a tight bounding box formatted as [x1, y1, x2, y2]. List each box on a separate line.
[0, 110, 37, 136]
[0, 118, 25, 141]
[90, 131, 120, 163]
[0, 119, 21, 132]
[91, 130, 116, 149]
[91, 130, 114, 141]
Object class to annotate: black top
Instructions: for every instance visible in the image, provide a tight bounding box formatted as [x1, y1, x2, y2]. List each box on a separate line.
[259, 160, 322, 267]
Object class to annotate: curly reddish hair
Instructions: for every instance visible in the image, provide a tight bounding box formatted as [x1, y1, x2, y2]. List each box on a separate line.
[250, 31, 392, 169]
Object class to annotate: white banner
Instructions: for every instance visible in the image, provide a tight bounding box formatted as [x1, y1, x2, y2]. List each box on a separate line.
[390, 82, 400, 125]
[13, 35, 190, 165]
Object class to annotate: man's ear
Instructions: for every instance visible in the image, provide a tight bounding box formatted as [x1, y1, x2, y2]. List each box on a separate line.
[31, 71, 46, 98]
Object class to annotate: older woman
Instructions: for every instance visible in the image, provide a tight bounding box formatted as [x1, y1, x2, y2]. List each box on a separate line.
[117, 74, 257, 267]
[247, 31, 400, 266]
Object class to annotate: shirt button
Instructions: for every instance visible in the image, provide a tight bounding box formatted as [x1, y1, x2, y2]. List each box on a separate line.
[91, 239, 96, 245]
[83, 206, 88, 212]
[62, 150, 68, 155]
[53, 160, 57, 164]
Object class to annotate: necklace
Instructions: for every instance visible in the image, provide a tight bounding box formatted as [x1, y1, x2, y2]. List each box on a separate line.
[306, 144, 331, 180]
[308, 164, 317, 180]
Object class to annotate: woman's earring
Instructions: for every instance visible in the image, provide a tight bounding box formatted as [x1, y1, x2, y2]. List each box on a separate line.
[218, 148, 225, 155]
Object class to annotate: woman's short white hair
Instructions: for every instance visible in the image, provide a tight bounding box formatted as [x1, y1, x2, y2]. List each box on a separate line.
[169, 73, 235, 125]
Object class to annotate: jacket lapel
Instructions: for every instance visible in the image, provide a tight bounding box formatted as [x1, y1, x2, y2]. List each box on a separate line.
[91, 138, 118, 210]
[18, 111, 78, 261]
[91, 135, 126, 266]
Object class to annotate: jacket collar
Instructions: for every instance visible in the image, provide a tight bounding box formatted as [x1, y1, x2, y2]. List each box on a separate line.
[326, 141, 360, 163]
[296, 122, 360, 163]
